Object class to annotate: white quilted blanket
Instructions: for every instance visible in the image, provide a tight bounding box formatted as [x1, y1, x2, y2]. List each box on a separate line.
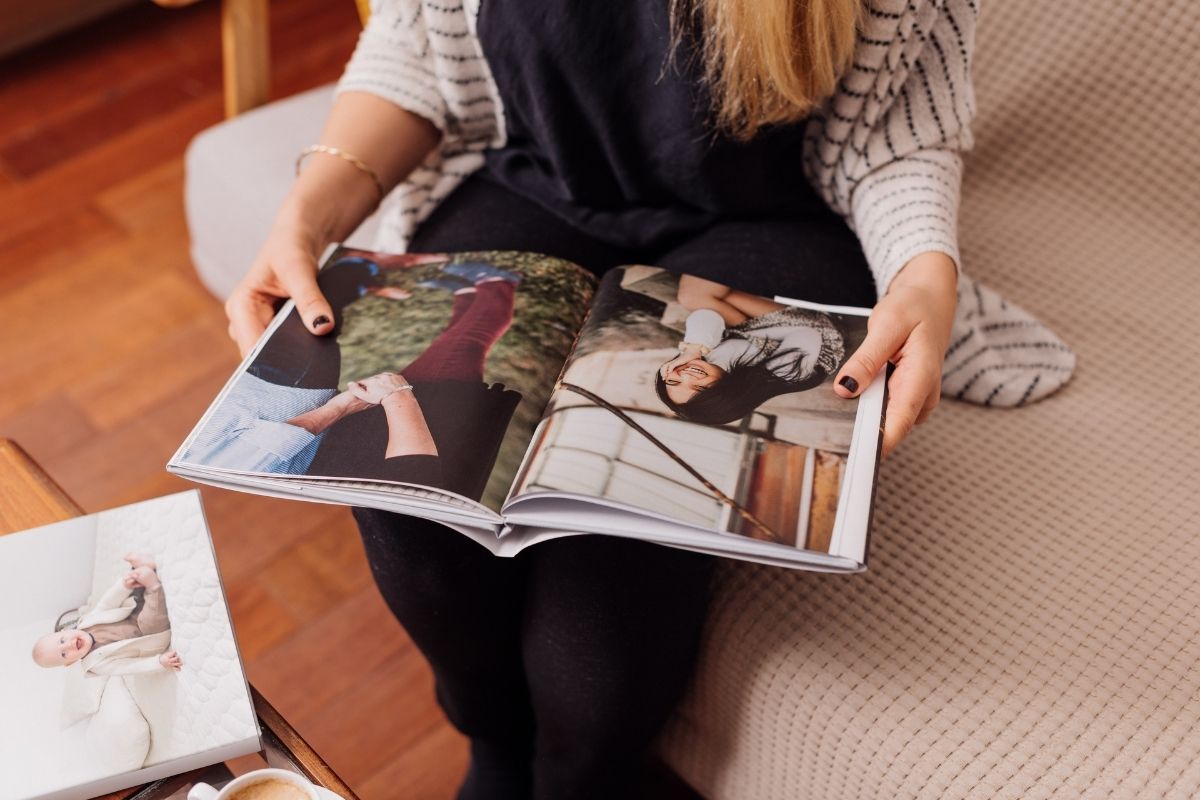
[88, 492, 257, 767]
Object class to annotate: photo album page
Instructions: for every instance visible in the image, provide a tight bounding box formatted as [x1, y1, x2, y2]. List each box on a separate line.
[501, 266, 883, 571]
[169, 248, 597, 530]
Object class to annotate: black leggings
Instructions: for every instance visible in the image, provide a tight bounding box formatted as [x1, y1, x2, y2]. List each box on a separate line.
[355, 174, 875, 800]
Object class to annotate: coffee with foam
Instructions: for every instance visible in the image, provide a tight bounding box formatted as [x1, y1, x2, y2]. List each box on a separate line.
[226, 777, 310, 800]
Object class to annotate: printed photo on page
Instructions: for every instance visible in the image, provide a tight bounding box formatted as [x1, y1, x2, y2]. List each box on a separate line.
[512, 267, 870, 554]
[176, 249, 596, 513]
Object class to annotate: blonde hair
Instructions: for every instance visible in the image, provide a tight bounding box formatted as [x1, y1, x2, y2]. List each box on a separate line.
[672, 0, 861, 140]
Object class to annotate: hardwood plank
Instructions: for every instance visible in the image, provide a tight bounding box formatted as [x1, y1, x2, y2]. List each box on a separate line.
[63, 313, 236, 432]
[0, 205, 127, 297]
[93, 158, 187, 235]
[0, 186, 202, 339]
[0, 238, 180, 338]
[0, 0, 137, 62]
[1, 66, 222, 178]
[292, 636, 445, 783]
[204, 494, 352, 585]
[0, 201, 204, 339]
[29, 361, 238, 511]
[246, 587, 413, 724]
[357, 723, 468, 800]
[226, 578, 300, 663]
[0, 0, 356, 168]
[0, 3, 216, 144]
[22, 359, 232, 511]
[267, 2, 360, 99]
[0, 160, 19, 186]
[0, 393, 99, 466]
[254, 521, 372, 621]
[0, 272, 216, 421]
[0, 93, 224, 250]
[37, 423, 191, 510]
[0, 439, 83, 533]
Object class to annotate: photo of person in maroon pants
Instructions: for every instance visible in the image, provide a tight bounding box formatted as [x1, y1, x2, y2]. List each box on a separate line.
[305, 262, 523, 501]
[181, 255, 527, 502]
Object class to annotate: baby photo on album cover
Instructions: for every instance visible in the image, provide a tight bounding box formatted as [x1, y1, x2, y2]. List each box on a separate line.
[0, 492, 259, 800]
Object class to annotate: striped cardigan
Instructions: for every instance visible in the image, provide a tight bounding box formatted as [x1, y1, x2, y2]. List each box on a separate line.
[338, 0, 977, 296]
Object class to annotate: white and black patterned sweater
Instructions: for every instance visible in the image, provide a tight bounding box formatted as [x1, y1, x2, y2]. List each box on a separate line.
[336, 0, 1075, 406]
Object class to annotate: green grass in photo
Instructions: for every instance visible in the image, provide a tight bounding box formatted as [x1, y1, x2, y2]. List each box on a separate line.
[336, 251, 596, 511]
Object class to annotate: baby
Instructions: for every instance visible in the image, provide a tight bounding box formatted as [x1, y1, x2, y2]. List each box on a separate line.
[31, 553, 182, 673]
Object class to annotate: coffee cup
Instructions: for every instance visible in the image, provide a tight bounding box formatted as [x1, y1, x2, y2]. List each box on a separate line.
[187, 768, 320, 800]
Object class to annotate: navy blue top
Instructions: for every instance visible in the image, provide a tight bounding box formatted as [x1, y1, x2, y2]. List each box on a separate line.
[477, 1, 825, 252]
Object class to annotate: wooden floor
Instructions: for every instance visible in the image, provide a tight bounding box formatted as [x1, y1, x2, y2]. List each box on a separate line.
[0, 3, 462, 796]
[0, 5, 701, 798]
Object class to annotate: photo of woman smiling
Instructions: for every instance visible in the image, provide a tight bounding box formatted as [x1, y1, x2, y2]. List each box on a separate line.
[656, 275, 847, 426]
[513, 265, 872, 554]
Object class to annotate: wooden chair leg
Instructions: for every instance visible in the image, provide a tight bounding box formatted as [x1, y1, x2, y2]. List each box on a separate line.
[221, 0, 270, 117]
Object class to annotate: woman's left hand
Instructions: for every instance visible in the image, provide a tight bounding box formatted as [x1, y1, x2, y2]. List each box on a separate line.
[834, 252, 957, 458]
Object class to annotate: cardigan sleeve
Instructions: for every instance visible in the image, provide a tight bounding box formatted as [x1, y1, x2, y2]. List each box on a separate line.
[336, 0, 450, 133]
[807, 0, 979, 294]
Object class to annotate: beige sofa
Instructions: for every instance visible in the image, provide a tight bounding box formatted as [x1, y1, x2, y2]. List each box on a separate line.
[658, 3, 1200, 798]
[184, 1, 1200, 797]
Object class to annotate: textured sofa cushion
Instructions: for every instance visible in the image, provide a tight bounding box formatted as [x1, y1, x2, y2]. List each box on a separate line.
[656, 2, 1200, 798]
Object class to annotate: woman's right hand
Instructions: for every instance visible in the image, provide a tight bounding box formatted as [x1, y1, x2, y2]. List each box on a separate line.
[225, 219, 335, 358]
[222, 92, 443, 358]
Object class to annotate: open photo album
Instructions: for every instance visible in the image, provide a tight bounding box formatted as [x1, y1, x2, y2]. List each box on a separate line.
[0, 491, 259, 800]
[169, 247, 885, 572]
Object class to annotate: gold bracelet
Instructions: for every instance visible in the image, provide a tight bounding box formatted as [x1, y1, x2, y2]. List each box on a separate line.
[296, 144, 386, 201]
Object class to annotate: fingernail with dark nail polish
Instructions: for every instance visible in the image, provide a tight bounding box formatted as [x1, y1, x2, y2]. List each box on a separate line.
[312, 315, 331, 329]
[839, 375, 859, 393]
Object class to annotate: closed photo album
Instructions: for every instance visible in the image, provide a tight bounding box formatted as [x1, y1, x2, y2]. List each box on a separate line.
[0, 491, 259, 800]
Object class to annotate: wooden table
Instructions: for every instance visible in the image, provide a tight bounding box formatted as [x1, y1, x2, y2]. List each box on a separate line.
[0, 439, 360, 800]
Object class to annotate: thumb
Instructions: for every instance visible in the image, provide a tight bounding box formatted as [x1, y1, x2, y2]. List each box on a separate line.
[275, 253, 335, 336]
[835, 309, 908, 398]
